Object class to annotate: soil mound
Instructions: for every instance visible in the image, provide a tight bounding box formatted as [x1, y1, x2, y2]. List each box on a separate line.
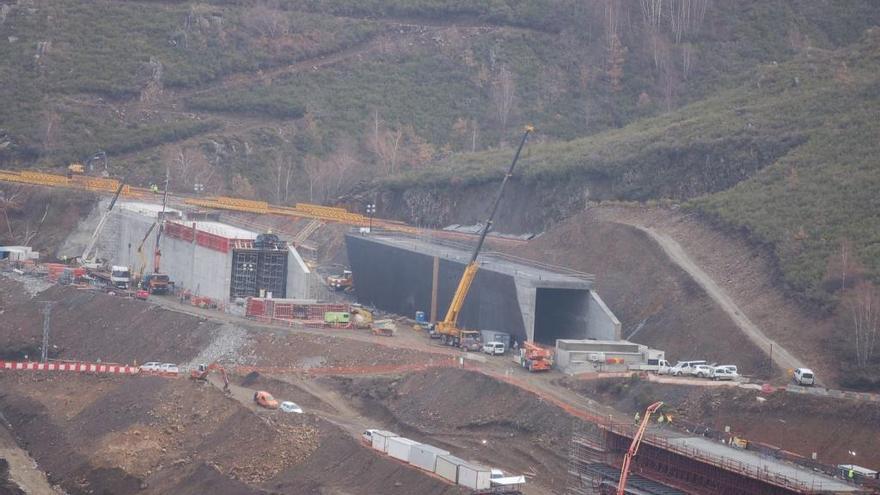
[0, 284, 217, 364]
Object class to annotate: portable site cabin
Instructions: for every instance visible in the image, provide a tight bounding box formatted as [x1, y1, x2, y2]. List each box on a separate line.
[435, 454, 491, 489]
[458, 462, 492, 490]
[435, 454, 467, 483]
[409, 444, 450, 472]
[370, 430, 398, 453]
[387, 437, 420, 463]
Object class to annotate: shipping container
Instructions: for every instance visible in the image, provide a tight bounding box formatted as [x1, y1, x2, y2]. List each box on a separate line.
[387, 437, 421, 463]
[458, 463, 492, 490]
[409, 444, 449, 472]
[370, 430, 398, 453]
[435, 454, 468, 483]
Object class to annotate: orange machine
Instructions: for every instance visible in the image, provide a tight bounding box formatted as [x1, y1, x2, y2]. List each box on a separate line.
[516, 342, 553, 372]
[190, 363, 229, 392]
[618, 401, 664, 494]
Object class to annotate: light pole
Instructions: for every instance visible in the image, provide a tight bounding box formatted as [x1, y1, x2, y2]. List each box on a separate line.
[366, 203, 376, 233]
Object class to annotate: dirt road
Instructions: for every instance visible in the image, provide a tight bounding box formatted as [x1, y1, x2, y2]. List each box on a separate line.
[626, 223, 807, 375]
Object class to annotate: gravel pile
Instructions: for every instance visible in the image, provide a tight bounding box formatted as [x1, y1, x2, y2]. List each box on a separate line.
[0, 270, 53, 297]
[184, 324, 252, 369]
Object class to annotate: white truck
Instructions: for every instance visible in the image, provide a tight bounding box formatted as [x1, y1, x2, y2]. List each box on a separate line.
[110, 265, 131, 289]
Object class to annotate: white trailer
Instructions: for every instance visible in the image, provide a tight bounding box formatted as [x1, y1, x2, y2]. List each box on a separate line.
[369, 430, 398, 453]
[387, 437, 420, 463]
[409, 444, 450, 472]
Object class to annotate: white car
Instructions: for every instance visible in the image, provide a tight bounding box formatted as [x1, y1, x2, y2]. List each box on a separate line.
[794, 368, 815, 386]
[159, 363, 179, 375]
[691, 364, 714, 378]
[716, 365, 738, 374]
[482, 342, 506, 355]
[711, 366, 738, 381]
[280, 401, 303, 414]
[139, 362, 162, 372]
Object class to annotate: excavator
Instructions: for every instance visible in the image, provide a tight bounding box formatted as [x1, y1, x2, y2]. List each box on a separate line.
[434, 126, 533, 348]
[190, 363, 230, 393]
[617, 401, 664, 494]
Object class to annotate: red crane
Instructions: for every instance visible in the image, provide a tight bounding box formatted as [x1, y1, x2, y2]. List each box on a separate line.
[617, 401, 664, 494]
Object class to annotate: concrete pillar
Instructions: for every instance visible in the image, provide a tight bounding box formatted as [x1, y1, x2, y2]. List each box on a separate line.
[430, 256, 439, 322]
[514, 278, 536, 342]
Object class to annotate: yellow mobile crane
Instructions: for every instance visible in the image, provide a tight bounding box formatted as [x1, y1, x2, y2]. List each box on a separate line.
[435, 126, 533, 347]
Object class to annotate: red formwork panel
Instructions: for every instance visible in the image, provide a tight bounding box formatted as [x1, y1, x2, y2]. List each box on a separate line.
[164, 222, 195, 242]
[195, 230, 230, 253]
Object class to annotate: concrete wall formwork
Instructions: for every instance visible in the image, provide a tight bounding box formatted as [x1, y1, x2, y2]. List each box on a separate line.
[346, 234, 620, 346]
[75, 202, 311, 301]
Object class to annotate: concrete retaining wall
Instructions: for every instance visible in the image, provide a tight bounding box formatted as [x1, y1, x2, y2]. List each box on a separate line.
[346, 234, 620, 345]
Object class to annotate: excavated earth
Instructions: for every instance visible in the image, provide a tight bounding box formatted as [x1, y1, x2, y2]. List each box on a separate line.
[327, 368, 578, 493]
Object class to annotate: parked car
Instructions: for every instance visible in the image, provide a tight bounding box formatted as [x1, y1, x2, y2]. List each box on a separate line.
[711, 366, 739, 381]
[159, 363, 179, 375]
[715, 365, 738, 374]
[482, 342, 506, 355]
[793, 368, 815, 386]
[670, 360, 707, 376]
[139, 362, 162, 372]
[362, 429, 378, 445]
[691, 364, 714, 378]
[280, 401, 303, 414]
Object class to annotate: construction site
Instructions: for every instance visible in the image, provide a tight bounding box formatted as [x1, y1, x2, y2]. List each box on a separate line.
[1, 133, 879, 495]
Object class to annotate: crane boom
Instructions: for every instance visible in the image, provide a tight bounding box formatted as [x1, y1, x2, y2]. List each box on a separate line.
[80, 178, 126, 264]
[617, 401, 664, 495]
[153, 169, 169, 274]
[436, 126, 533, 343]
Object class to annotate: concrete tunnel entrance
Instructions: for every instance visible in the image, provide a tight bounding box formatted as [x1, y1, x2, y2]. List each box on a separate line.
[534, 288, 590, 345]
[346, 233, 621, 346]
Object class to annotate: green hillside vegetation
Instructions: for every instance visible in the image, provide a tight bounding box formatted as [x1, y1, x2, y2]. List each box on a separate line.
[387, 29, 880, 307]
[0, 0, 379, 162]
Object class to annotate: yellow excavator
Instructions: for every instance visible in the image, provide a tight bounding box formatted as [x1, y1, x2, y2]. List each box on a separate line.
[434, 126, 533, 347]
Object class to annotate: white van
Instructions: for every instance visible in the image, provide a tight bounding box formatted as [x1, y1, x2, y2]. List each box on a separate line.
[482, 342, 506, 355]
[793, 368, 815, 386]
[670, 360, 707, 376]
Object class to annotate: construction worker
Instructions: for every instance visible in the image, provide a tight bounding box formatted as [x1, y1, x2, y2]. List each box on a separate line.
[848, 467, 855, 481]
[512, 340, 519, 351]
[657, 413, 666, 427]
[634, 412, 641, 425]
[150, 183, 159, 194]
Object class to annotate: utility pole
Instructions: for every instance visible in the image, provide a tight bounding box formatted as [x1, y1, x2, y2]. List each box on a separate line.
[40, 301, 55, 363]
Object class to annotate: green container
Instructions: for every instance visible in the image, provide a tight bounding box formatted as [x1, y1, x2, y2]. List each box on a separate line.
[324, 311, 351, 324]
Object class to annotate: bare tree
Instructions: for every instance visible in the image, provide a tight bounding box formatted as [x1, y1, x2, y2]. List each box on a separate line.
[845, 281, 880, 368]
[491, 65, 516, 131]
[0, 188, 21, 242]
[825, 238, 863, 293]
[369, 116, 404, 175]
